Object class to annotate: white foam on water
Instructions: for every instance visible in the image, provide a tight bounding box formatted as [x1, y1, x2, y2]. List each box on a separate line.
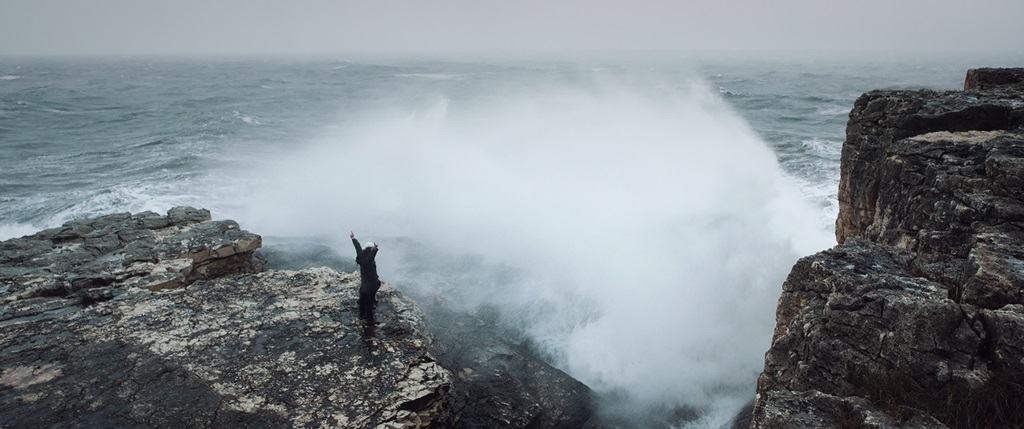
[41, 182, 205, 226]
[232, 77, 837, 425]
[233, 111, 261, 125]
[0, 222, 41, 241]
[802, 137, 842, 158]
[815, 105, 850, 116]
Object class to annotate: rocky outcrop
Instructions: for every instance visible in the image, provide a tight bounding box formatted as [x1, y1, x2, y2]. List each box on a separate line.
[965, 68, 1024, 91]
[754, 70, 1024, 428]
[0, 208, 454, 428]
[1, 207, 263, 326]
[2, 208, 604, 428]
[835, 89, 1024, 252]
[0, 267, 453, 428]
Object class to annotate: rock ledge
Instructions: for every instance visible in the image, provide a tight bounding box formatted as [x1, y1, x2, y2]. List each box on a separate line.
[0, 208, 454, 428]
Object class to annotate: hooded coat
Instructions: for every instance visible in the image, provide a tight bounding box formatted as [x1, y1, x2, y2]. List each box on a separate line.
[352, 238, 381, 320]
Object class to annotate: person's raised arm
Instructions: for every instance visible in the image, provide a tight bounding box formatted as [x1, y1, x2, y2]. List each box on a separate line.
[350, 231, 362, 254]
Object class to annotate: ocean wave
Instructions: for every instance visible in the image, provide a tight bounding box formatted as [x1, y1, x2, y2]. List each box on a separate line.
[0, 75, 20, 81]
[49, 184, 204, 226]
[816, 105, 851, 116]
[802, 138, 842, 157]
[235, 81, 836, 420]
[130, 138, 168, 149]
[232, 111, 261, 125]
[0, 222, 41, 241]
[393, 73, 464, 81]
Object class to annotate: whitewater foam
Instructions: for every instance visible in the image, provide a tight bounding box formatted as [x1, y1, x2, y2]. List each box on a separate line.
[231, 111, 261, 125]
[815, 105, 850, 116]
[232, 76, 835, 425]
[0, 222, 40, 241]
[801, 137, 842, 158]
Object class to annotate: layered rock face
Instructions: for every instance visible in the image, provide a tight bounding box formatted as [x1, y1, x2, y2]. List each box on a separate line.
[753, 69, 1024, 428]
[965, 67, 1024, 91]
[1, 208, 453, 428]
[1, 206, 263, 324]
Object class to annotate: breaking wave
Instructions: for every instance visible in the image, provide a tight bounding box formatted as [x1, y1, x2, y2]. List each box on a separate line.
[235, 77, 836, 425]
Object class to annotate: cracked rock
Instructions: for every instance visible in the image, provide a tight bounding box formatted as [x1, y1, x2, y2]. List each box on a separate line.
[0, 268, 454, 428]
[1, 207, 263, 325]
[753, 69, 1024, 428]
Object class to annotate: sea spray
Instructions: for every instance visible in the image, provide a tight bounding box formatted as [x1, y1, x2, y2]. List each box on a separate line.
[229, 77, 836, 425]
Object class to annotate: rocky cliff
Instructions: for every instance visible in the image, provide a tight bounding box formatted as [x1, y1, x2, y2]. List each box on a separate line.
[752, 69, 1024, 428]
[1, 208, 454, 428]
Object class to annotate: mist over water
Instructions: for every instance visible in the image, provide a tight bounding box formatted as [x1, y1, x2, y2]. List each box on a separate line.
[238, 77, 835, 425]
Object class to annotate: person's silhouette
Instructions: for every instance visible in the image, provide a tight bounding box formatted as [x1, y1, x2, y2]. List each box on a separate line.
[350, 231, 380, 322]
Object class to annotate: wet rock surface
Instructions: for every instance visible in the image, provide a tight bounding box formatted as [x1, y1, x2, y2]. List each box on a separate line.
[1, 207, 263, 325]
[0, 209, 454, 428]
[0, 210, 600, 428]
[417, 300, 596, 429]
[0, 267, 454, 428]
[753, 70, 1024, 428]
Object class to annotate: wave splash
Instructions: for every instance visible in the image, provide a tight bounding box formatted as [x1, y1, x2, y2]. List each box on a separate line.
[237, 79, 835, 425]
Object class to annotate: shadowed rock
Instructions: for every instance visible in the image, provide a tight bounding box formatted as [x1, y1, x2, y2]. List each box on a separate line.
[964, 68, 1024, 91]
[753, 69, 1024, 428]
[0, 267, 454, 428]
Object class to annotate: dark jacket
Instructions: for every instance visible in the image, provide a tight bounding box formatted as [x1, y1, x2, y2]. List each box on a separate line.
[352, 238, 379, 289]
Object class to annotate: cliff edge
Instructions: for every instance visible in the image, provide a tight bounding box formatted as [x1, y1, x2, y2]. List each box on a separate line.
[752, 69, 1024, 428]
[0, 208, 453, 428]
[1, 207, 596, 428]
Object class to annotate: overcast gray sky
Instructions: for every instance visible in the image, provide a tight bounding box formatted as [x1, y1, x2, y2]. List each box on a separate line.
[2, 0, 1022, 55]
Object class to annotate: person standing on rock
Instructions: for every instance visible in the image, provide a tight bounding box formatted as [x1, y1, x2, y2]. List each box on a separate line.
[350, 231, 381, 322]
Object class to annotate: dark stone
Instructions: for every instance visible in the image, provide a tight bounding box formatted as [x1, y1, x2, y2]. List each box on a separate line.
[420, 301, 595, 428]
[167, 206, 212, 226]
[0, 268, 453, 428]
[837, 89, 1024, 246]
[754, 68, 1024, 428]
[965, 68, 1024, 91]
[1, 206, 262, 323]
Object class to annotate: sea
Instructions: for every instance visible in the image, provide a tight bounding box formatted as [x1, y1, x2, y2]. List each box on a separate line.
[2, 51, 1022, 428]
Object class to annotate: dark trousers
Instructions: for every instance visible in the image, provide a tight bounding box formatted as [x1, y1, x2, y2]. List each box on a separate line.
[357, 281, 380, 321]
